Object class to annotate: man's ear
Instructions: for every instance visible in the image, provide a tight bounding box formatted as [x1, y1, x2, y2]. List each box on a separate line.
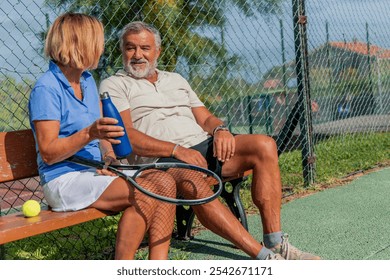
[156, 47, 161, 58]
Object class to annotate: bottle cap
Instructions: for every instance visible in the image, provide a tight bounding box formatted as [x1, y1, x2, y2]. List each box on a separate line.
[100, 92, 109, 99]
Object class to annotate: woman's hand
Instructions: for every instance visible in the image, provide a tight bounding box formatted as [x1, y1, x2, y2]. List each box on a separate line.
[88, 117, 125, 144]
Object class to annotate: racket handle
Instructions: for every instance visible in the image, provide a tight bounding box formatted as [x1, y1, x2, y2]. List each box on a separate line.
[101, 92, 132, 158]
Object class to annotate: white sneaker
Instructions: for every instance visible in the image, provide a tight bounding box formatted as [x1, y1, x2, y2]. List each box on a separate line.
[270, 234, 321, 260]
[265, 253, 285, 260]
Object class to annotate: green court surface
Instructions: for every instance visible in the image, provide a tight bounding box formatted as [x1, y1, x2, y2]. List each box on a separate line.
[173, 167, 390, 260]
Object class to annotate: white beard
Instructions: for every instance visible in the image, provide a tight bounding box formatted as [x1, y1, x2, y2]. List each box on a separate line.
[125, 59, 157, 79]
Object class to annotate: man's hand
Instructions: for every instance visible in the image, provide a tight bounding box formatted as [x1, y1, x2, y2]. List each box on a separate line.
[213, 130, 235, 162]
[96, 154, 119, 176]
[173, 146, 208, 169]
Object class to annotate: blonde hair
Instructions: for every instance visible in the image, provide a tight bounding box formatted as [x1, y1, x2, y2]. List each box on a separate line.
[44, 13, 104, 70]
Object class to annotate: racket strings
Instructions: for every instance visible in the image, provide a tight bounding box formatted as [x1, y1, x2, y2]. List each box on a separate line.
[134, 169, 177, 199]
[166, 168, 216, 200]
[126, 172, 176, 250]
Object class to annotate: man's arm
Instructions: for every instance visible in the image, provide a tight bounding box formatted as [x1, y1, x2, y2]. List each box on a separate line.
[192, 106, 236, 162]
[191, 106, 224, 135]
[120, 109, 173, 157]
[120, 109, 208, 168]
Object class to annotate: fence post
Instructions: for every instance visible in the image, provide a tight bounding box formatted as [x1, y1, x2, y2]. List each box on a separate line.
[246, 95, 254, 134]
[292, 0, 315, 186]
[0, 246, 4, 259]
[366, 22, 375, 115]
[280, 19, 289, 120]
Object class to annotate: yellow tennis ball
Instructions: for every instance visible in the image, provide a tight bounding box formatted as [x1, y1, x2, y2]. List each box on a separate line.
[22, 200, 41, 217]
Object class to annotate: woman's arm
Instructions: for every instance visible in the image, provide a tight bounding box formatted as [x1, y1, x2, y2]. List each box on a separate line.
[34, 117, 124, 165]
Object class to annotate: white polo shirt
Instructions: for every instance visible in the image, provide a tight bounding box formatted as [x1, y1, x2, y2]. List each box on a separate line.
[99, 69, 209, 164]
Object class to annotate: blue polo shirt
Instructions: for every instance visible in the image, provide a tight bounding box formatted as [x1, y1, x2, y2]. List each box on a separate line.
[29, 61, 101, 184]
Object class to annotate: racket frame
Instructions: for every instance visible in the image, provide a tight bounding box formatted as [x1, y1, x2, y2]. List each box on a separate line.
[67, 156, 223, 205]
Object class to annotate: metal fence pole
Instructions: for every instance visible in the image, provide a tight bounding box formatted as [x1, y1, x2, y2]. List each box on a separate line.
[292, 0, 315, 186]
[246, 95, 254, 134]
[280, 19, 289, 120]
[366, 22, 375, 115]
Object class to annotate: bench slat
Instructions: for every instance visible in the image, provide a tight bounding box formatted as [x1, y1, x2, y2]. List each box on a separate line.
[223, 170, 252, 181]
[0, 208, 112, 245]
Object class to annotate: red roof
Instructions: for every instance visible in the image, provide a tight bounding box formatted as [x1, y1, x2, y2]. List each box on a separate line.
[329, 41, 390, 58]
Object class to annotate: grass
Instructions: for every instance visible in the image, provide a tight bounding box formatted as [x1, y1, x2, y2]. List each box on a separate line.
[2, 132, 389, 260]
[280, 132, 390, 189]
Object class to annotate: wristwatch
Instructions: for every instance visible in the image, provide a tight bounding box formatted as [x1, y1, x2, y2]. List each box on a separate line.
[212, 124, 229, 136]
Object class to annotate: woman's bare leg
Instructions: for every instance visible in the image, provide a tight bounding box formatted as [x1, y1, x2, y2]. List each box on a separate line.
[91, 177, 157, 259]
[142, 171, 176, 260]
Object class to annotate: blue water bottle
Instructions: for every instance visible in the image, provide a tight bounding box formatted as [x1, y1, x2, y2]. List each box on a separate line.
[100, 92, 132, 158]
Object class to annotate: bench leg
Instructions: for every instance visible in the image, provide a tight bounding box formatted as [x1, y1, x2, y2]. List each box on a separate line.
[0, 245, 5, 260]
[220, 177, 248, 230]
[175, 178, 248, 240]
[175, 205, 196, 240]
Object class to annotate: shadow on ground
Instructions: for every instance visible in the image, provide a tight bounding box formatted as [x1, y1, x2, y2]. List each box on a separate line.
[170, 168, 390, 260]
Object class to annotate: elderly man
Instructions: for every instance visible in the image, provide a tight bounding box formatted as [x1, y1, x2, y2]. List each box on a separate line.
[99, 21, 320, 260]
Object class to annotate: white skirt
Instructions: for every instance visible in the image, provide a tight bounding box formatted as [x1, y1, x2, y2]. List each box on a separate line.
[43, 168, 135, 212]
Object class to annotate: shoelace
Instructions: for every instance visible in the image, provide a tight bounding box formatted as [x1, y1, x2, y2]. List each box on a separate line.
[266, 253, 281, 260]
[281, 233, 290, 260]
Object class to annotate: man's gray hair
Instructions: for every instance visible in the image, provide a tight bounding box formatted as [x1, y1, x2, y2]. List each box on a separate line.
[120, 21, 161, 50]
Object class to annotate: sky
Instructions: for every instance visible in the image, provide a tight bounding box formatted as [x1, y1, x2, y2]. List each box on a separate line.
[221, 0, 390, 82]
[1, 0, 390, 83]
[0, 0, 48, 80]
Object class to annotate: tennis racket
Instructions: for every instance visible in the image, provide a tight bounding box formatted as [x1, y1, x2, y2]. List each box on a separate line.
[67, 155, 223, 206]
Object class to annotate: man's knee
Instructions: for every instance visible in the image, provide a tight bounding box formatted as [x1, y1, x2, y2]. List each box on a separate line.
[247, 135, 278, 159]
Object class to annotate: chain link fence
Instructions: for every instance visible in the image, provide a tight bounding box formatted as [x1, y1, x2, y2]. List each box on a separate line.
[1, 0, 389, 259]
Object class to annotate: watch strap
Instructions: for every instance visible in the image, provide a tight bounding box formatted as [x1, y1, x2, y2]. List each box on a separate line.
[212, 125, 229, 136]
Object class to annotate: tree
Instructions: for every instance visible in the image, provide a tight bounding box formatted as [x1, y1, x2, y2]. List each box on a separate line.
[44, 0, 282, 81]
[0, 76, 31, 131]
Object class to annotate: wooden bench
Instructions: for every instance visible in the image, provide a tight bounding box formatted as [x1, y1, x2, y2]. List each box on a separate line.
[0, 129, 250, 257]
[0, 130, 113, 248]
